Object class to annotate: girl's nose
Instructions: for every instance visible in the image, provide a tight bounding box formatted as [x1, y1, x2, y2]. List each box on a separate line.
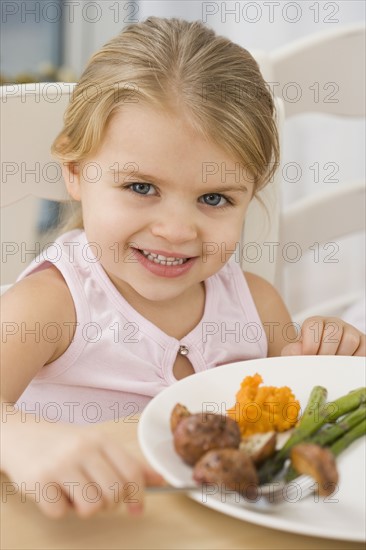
[150, 207, 198, 243]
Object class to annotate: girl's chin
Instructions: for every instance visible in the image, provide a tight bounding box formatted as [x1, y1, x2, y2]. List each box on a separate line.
[109, 275, 186, 303]
[129, 286, 183, 303]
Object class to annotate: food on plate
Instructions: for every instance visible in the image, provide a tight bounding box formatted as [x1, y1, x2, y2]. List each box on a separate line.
[285, 406, 366, 482]
[193, 448, 258, 498]
[330, 416, 366, 456]
[290, 443, 339, 496]
[170, 403, 191, 433]
[172, 412, 241, 466]
[226, 373, 300, 435]
[258, 385, 328, 484]
[170, 378, 366, 499]
[239, 431, 277, 465]
[311, 404, 366, 447]
[258, 385, 366, 485]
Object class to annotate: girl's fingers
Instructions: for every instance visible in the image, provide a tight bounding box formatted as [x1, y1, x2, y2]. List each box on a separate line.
[36, 467, 93, 518]
[36, 481, 72, 519]
[99, 440, 146, 514]
[281, 342, 302, 356]
[80, 450, 129, 510]
[299, 317, 325, 355]
[39, 435, 164, 518]
[316, 320, 343, 355]
[336, 328, 364, 356]
[300, 317, 366, 356]
[354, 335, 366, 356]
[143, 466, 165, 487]
[300, 317, 342, 355]
[57, 467, 101, 518]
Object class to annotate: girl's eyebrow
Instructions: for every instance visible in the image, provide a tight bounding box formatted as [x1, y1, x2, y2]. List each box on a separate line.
[108, 170, 249, 193]
[207, 185, 249, 194]
[108, 169, 168, 185]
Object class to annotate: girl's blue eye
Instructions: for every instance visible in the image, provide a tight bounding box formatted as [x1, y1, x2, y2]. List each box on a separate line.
[201, 193, 228, 207]
[125, 184, 233, 208]
[130, 183, 153, 195]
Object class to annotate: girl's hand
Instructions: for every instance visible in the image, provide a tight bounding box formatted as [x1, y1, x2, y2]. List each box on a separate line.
[281, 316, 366, 357]
[1, 414, 164, 519]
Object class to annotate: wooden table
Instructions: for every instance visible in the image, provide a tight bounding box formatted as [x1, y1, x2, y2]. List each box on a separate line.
[1, 420, 364, 550]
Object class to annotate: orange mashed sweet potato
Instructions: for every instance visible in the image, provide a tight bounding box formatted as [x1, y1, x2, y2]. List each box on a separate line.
[227, 373, 300, 435]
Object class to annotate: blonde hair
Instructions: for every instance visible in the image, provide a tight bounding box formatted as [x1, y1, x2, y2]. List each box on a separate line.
[52, 17, 279, 232]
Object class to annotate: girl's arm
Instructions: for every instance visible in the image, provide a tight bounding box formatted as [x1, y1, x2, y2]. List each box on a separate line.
[281, 316, 365, 356]
[244, 272, 365, 357]
[1, 267, 163, 518]
[1, 265, 75, 403]
[244, 271, 295, 357]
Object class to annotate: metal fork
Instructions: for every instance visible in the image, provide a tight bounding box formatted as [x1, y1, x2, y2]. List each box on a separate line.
[147, 475, 315, 510]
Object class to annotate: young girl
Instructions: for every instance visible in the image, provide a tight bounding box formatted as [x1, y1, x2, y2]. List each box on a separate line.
[1, 17, 364, 520]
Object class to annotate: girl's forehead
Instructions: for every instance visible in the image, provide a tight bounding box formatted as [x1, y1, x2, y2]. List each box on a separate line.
[103, 104, 236, 163]
[96, 105, 254, 192]
[107, 103, 199, 138]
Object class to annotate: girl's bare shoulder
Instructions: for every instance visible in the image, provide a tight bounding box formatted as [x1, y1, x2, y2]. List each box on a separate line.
[243, 271, 294, 356]
[2, 264, 75, 322]
[1, 265, 77, 402]
[243, 271, 284, 314]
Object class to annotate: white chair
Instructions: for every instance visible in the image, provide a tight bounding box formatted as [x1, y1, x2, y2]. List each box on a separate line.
[275, 23, 365, 322]
[0, 82, 75, 286]
[244, 23, 366, 324]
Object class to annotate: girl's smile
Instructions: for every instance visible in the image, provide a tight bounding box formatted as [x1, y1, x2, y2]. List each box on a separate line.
[132, 246, 199, 278]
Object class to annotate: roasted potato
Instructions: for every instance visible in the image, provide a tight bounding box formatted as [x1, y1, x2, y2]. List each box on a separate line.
[193, 448, 259, 499]
[173, 412, 241, 466]
[170, 403, 191, 433]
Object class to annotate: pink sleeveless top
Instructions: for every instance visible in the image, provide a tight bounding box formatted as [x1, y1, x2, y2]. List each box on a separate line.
[16, 230, 267, 423]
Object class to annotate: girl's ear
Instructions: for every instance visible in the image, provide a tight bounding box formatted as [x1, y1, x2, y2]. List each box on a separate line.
[62, 162, 81, 201]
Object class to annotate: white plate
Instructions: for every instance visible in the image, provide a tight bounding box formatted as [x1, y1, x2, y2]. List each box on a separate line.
[138, 355, 366, 542]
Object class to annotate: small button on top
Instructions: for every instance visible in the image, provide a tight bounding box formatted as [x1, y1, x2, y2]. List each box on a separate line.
[178, 345, 189, 356]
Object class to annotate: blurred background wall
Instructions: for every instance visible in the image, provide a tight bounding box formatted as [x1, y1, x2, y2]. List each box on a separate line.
[1, 0, 365, 320]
